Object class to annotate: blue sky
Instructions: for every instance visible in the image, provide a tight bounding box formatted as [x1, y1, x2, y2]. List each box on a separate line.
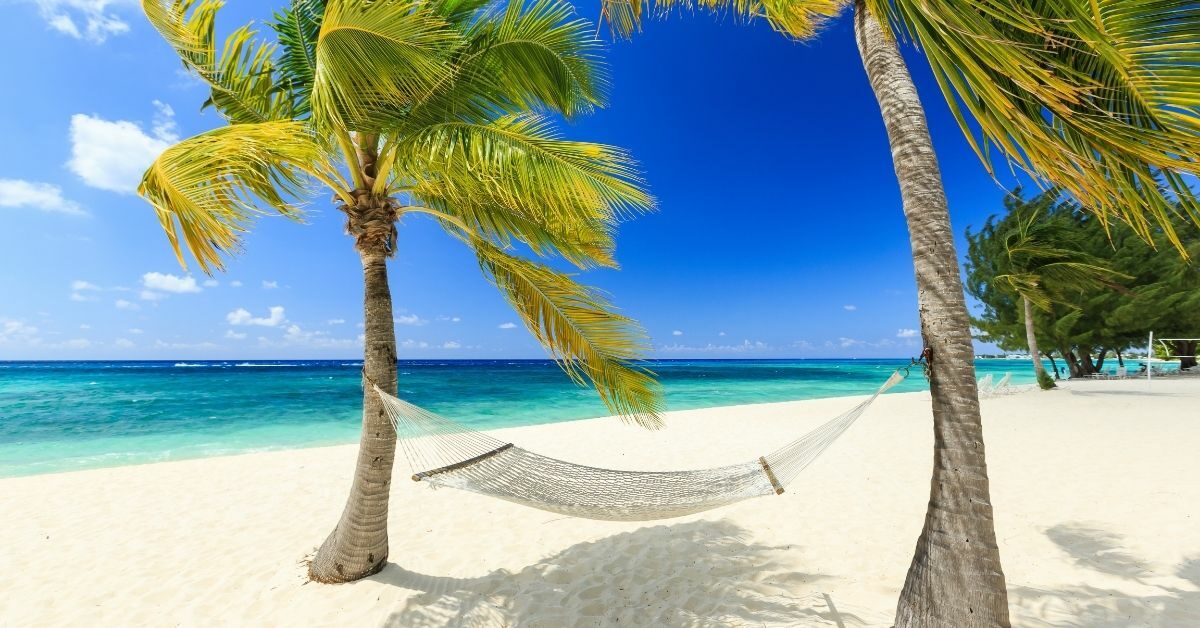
[0, 0, 1023, 360]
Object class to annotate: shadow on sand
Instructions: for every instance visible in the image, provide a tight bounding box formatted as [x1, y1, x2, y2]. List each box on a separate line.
[1011, 523, 1200, 626]
[374, 519, 874, 627]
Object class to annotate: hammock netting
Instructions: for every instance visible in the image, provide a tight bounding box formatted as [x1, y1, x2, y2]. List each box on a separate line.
[376, 369, 906, 522]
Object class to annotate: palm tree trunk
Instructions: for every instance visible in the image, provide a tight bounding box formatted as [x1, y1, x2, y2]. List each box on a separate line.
[1022, 297, 1048, 379]
[853, 3, 1010, 625]
[309, 243, 399, 582]
[309, 135, 399, 583]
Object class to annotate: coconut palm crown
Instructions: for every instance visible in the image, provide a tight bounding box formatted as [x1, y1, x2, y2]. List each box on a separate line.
[138, 0, 663, 583]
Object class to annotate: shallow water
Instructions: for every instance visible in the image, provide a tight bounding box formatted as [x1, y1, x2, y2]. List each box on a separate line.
[0, 358, 1036, 477]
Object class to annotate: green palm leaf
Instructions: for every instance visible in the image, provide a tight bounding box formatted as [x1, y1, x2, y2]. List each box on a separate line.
[271, 0, 326, 116]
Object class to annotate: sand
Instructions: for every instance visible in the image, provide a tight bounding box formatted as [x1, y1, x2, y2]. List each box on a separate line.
[2, 376, 1198, 627]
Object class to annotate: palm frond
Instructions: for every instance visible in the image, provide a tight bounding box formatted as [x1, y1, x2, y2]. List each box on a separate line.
[469, 236, 664, 427]
[310, 0, 457, 131]
[142, 0, 294, 123]
[411, 187, 619, 269]
[271, 0, 326, 117]
[865, 0, 1200, 250]
[407, 0, 607, 126]
[394, 114, 653, 227]
[138, 121, 336, 272]
[603, 0, 848, 40]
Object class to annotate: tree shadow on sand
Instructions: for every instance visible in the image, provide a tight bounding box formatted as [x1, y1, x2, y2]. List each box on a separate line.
[1011, 523, 1200, 626]
[374, 519, 878, 627]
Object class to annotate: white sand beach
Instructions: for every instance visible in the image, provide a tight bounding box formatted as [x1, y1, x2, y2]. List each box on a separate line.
[2, 377, 1198, 627]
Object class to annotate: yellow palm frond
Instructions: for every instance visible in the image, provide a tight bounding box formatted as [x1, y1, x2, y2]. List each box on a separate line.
[406, 0, 608, 126]
[411, 187, 619, 269]
[469, 236, 664, 426]
[865, 0, 1200, 250]
[311, 0, 458, 131]
[603, 0, 848, 40]
[394, 114, 653, 227]
[138, 121, 339, 273]
[142, 0, 294, 123]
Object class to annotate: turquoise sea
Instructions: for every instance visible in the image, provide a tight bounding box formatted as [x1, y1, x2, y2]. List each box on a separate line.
[0, 359, 1035, 477]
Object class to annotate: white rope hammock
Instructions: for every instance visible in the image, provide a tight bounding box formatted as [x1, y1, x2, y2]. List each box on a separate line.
[375, 368, 909, 522]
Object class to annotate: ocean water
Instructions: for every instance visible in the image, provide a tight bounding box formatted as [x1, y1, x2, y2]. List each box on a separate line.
[0, 359, 1034, 477]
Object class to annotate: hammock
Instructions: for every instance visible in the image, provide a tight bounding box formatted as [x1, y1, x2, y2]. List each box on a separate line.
[375, 368, 908, 522]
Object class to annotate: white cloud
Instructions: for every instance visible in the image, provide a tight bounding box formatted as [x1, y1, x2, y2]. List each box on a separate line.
[68, 102, 176, 193]
[672, 330, 683, 336]
[127, 328, 143, 334]
[437, 315, 462, 323]
[69, 292, 96, 302]
[230, 280, 243, 288]
[897, 328, 918, 338]
[327, 319, 346, 325]
[113, 337, 135, 348]
[659, 340, 769, 354]
[395, 314, 427, 326]
[498, 322, 517, 330]
[224, 330, 247, 340]
[839, 337, 865, 348]
[399, 339, 430, 349]
[154, 339, 219, 350]
[115, 299, 138, 310]
[261, 280, 278, 290]
[142, 272, 201, 295]
[57, 338, 92, 349]
[227, 306, 286, 327]
[79, 324, 91, 330]
[0, 319, 39, 344]
[0, 179, 85, 215]
[202, 279, 219, 288]
[139, 289, 165, 302]
[70, 279, 100, 301]
[71, 280, 99, 291]
[442, 341, 462, 349]
[265, 324, 358, 349]
[33, 0, 134, 43]
[843, 305, 857, 311]
[718, 331, 726, 336]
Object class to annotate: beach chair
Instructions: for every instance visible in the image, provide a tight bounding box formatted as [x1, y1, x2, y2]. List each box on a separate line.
[994, 372, 1013, 394]
[977, 374, 995, 397]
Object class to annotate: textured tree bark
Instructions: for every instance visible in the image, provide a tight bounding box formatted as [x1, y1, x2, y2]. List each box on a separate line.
[1062, 347, 1082, 378]
[308, 244, 399, 583]
[1077, 346, 1097, 375]
[1022, 297, 1048, 381]
[854, 3, 1011, 625]
[309, 134, 400, 583]
[1046, 353, 1061, 379]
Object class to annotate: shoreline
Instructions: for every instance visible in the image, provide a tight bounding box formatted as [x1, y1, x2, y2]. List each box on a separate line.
[3, 378, 1198, 625]
[2, 387, 906, 480]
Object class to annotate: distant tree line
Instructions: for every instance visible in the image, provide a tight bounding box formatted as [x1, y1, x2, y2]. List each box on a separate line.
[965, 189, 1200, 378]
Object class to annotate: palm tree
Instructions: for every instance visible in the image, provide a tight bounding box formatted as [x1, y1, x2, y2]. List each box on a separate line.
[969, 190, 1130, 389]
[605, 0, 1200, 624]
[138, 0, 664, 583]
